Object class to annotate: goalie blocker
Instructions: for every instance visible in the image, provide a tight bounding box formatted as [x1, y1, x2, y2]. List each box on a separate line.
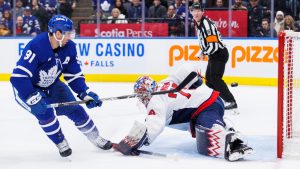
[196, 124, 254, 161]
[113, 121, 149, 155]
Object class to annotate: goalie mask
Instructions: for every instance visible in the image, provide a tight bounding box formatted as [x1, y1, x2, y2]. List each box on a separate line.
[134, 76, 157, 106]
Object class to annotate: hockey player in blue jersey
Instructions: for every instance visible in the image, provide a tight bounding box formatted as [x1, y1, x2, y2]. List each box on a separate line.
[10, 15, 112, 157]
[22, 6, 41, 36]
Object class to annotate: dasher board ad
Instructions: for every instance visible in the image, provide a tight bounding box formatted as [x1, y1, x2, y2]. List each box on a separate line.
[0, 38, 278, 78]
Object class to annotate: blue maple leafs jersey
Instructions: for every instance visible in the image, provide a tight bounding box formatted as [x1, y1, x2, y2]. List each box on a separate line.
[10, 32, 88, 100]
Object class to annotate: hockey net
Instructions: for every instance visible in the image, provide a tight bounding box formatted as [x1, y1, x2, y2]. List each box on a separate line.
[278, 31, 300, 158]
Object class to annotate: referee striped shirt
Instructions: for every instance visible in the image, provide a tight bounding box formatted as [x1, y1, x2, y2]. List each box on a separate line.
[195, 16, 225, 55]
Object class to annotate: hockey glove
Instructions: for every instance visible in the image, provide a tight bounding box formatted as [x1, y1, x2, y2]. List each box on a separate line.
[113, 121, 149, 156]
[26, 91, 47, 115]
[113, 138, 141, 156]
[78, 90, 102, 109]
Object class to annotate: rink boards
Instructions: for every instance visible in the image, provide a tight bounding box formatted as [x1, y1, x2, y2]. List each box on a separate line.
[0, 37, 278, 86]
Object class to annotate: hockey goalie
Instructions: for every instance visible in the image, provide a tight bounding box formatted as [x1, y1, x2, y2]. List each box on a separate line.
[113, 64, 254, 161]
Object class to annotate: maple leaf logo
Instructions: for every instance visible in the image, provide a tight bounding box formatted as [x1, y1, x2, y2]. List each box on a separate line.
[101, 0, 111, 11]
[37, 65, 61, 88]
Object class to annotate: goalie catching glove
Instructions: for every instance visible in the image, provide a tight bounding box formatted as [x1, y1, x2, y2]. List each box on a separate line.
[113, 121, 149, 156]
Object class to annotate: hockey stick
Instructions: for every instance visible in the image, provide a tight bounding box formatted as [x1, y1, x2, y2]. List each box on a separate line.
[138, 150, 167, 157]
[151, 71, 197, 95]
[47, 71, 197, 108]
[138, 150, 180, 160]
[47, 94, 139, 108]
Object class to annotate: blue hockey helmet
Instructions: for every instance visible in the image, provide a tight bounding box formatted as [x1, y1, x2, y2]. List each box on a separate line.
[134, 76, 157, 106]
[48, 15, 75, 38]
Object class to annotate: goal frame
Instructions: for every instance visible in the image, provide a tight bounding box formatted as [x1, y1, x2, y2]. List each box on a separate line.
[277, 31, 300, 158]
[277, 31, 285, 158]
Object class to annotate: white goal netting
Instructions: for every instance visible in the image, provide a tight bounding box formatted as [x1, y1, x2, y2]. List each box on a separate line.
[278, 31, 300, 158]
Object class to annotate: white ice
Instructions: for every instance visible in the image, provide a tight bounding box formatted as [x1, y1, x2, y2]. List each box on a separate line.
[1, 82, 299, 169]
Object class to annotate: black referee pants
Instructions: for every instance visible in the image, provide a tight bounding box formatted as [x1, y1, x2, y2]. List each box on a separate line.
[205, 47, 235, 102]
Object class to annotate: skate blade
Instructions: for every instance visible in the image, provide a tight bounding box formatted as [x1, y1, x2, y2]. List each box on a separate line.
[228, 149, 255, 161]
[61, 156, 72, 162]
[225, 108, 240, 115]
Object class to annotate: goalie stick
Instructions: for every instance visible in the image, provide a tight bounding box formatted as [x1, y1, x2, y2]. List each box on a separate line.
[47, 71, 198, 108]
[137, 150, 180, 160]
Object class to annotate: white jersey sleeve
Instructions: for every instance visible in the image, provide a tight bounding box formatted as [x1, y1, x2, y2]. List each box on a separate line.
[163, 63, 203, 89]
[144, 98, 167, 144]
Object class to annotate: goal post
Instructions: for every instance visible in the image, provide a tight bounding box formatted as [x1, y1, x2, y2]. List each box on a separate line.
[278, 30, 300, 158]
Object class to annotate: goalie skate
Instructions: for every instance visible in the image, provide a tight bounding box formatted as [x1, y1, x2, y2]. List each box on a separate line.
[225, 133, 254, 161]
[227, 144, 254, 161]
[56, 139, 72, 157]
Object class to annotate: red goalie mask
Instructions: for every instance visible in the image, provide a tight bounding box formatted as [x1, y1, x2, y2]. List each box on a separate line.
[134, 76, 157, 106]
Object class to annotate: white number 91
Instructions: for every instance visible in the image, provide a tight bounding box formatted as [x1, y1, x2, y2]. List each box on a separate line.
[24, 50, 36, 63]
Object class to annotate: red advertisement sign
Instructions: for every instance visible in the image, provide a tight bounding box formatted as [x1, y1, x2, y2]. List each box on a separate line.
[205, 10, 248, 37]
[80, 23, 168, 37]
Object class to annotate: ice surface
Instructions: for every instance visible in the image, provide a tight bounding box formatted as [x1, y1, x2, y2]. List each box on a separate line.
[1, 82, 299, 169]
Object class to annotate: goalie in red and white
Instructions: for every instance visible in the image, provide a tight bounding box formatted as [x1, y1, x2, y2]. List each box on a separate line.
[113, 64, 254, 161]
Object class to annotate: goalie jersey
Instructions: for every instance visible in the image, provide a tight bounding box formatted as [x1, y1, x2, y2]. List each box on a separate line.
[142, 65, 220, 144]
[10, 32, 87, 100]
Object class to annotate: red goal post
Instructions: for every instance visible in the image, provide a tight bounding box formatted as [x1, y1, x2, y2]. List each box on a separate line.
[278, 31, 300, 158]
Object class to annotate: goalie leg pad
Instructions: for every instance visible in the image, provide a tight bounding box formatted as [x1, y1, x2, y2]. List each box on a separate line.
[113, 121, 149, 156]
[196, 124, 254, 161]
[195, 124, 227, 158]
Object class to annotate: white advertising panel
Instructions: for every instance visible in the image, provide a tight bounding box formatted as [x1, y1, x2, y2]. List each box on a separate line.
[0, 38, 278, 82]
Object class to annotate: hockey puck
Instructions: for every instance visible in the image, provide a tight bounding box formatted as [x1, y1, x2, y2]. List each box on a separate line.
[231, 82, 238, 87]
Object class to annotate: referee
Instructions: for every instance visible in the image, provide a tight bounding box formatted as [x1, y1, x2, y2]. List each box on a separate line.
[191, 2, 237, 110]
